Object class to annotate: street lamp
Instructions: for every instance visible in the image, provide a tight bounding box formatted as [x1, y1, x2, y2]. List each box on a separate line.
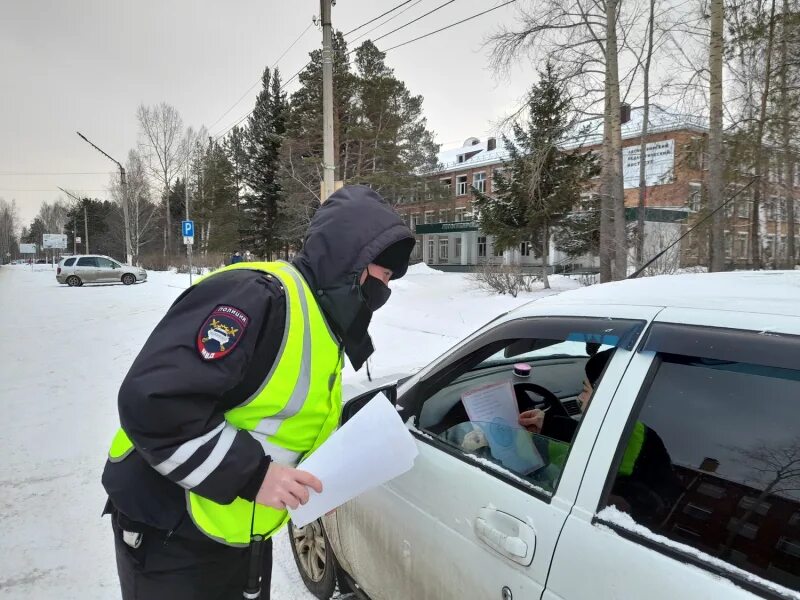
[76, 131, 133, 265]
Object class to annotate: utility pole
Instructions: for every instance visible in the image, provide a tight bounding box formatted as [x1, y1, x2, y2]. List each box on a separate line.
[320, 0, 335, 203]
[76, 131, 133, 264]
[84, 201, 90, 254]
[185, 166, 193, 286]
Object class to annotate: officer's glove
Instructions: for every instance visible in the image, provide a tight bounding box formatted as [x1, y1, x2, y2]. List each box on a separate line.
[255, 462, 323, 511]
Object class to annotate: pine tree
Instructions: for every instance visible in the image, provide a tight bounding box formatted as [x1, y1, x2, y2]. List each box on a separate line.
[472, 63, 599, 288]
[244, 67, 287, 259]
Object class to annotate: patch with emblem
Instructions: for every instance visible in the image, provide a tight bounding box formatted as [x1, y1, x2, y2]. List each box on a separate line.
[197, 305, 250, 361]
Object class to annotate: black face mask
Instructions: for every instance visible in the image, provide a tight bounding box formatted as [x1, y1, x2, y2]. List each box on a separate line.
[360, 275, 392, 312]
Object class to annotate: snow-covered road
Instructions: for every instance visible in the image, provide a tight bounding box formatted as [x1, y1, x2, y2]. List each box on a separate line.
[0, 263, 576, 598]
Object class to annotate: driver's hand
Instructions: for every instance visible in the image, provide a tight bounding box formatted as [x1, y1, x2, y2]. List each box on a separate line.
[518, 409, 545, 434]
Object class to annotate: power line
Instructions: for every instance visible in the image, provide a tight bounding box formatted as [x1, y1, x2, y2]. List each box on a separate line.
[0, 188, 109, 192]
[0, 172, 111, 176]
[382, 0, 518, 53]
[370, 0, 459, 45]
[343, 0, 419, 36]
[346, 0, 426, 45]
[214, 0, 515, 142]
[206, 21, 315, 133]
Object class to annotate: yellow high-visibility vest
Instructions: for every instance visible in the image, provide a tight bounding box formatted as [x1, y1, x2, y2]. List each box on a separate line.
[109, 261, 343, 546]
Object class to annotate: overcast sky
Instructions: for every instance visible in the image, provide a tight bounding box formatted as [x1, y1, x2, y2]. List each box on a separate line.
[0, 0, 530, 226]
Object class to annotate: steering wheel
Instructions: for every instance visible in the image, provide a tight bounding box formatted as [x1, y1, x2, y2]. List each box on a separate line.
[514, 382, 570, 419]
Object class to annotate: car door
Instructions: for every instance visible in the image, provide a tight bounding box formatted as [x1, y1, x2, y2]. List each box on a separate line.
[75, 256, 99, 282]
[334, 307, 660, 600]
[544, 309, 800, 600]
[94, 257, 117, 283]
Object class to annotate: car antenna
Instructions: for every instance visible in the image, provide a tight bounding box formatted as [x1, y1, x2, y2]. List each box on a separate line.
[628, 176, 760, 280]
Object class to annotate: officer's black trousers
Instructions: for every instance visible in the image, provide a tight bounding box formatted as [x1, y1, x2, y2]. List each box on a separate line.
[111, 515, 273, 600]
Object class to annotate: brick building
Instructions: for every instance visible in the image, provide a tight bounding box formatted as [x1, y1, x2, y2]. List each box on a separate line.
[395, 106, 800, 270]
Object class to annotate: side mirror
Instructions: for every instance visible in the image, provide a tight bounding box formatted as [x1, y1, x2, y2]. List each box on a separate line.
[341, 384, 398, 425]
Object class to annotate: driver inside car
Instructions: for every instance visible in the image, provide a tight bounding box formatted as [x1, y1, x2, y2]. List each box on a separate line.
[519, 349, 681, 524]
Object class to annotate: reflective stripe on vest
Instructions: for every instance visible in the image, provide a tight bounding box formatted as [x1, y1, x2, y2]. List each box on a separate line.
[106, 261, 343, 546]
[618, 421, 646, 477]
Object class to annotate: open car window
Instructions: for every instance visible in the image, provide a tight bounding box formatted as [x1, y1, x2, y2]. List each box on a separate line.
[406, 316, 645, 499]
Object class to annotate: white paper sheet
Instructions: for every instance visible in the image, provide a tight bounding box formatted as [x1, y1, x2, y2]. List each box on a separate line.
[289, 393, 419, 527]
[461, 381, 544, 475]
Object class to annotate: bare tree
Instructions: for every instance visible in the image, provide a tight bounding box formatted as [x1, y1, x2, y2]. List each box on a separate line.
[0, 198, 19, 261]
[110, 150, 157, 264]
[490, 0, 647, 281]
[778, 0, 798, 267]
[707, 0, 725, 271]
[635, 0, 657, 267]
[137, 103, 188, 256]
[37, 199, 69, 235]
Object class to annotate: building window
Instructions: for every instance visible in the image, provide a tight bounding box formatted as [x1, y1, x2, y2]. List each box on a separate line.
[767, 197, 779, 221]
[727, 518, 759, 541]
[736, 233, 748, 258]
[738, 497, 771, 516]
[493, 240, 504, 257]
[412, 238, 422, 260]
[737, 200, 750, 219]
[454, 236, 462, 259]
[688, 182, 702, 212]
[440, 178, 452, 195]
[682, 503, 713, 521]
[424, 211, 434, 224]
[473, 172, 486, 194]
[724, 231, 732, 259]
[456, 175, 468, 196]
[492, 168, 504, 192]
[478, 236, 487, 258]
[455, 207, 466, 222]
[438, 237, 449, 263]
[427, 238, 434, 264]
[776, 538, 800, 559]
[520, 241, 531, 257]
[411, 213, 420, 232]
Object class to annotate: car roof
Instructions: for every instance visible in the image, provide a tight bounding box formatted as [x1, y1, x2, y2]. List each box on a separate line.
[525, 271, 800, 318]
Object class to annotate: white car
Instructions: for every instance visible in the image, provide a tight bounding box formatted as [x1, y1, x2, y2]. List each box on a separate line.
[290, 271, 800, 600]
[56, 254, 147, 286]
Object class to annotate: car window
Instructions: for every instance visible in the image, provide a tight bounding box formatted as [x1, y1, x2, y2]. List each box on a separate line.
[76, 257, 98, 267]
[63, 257, 76, 266]
[412, 317, 644, 498]
[600, 329, 800, 593]
[96, 258, 115, 268]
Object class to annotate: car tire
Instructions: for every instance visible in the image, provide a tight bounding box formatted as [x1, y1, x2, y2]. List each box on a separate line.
[66, 276, 82, 287]
[122, 273, 136, 285]
[288, 519, 337, 600]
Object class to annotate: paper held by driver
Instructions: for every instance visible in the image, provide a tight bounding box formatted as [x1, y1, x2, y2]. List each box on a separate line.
[460, 381, 545, 475]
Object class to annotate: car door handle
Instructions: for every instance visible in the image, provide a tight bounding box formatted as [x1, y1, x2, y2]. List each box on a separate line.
[474, 507, 536, 566]
[475, 518, 527, 557]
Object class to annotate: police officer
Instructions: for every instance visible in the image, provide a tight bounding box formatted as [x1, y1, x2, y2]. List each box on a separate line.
[102, 186, 415, 599]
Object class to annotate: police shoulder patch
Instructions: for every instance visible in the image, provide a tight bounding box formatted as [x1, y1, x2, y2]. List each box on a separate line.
[197, 305, 250, 361]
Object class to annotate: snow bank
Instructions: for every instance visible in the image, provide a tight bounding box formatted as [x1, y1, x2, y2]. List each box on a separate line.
[406, 262, 445, 276]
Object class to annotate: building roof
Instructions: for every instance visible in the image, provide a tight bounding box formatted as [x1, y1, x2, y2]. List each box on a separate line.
[432, 105, 708, 174]
[530, 271, 800, 318]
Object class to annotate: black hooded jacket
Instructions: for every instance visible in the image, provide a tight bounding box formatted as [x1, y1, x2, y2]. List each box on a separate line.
[102, 186, 414, 536]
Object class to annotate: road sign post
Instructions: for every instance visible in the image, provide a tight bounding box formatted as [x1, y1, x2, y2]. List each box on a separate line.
[182, 220, 195, 286]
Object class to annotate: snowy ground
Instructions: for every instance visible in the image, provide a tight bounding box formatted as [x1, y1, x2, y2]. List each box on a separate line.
[0, 262, 579, 599]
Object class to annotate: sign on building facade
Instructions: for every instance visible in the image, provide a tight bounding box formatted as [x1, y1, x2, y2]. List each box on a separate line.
[622, 139, 675, 188]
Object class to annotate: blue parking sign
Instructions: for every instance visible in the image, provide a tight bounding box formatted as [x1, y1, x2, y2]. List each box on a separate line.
[182, 220, 194, 237]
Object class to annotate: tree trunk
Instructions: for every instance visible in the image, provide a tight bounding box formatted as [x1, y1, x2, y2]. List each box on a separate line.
[606, 0, 627, 280]
[636, 0, 656, 268]
[542, 223, 551, 289]
[708, 0, 725, 272]
[750, 0, 778, 269]
[780, 0, 795, 267]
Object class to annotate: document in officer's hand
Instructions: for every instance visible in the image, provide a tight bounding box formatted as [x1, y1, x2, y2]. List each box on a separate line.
[289, 392, 418, 527]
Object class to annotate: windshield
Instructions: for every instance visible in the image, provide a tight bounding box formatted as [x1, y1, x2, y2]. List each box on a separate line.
[477, 340, 601, 368]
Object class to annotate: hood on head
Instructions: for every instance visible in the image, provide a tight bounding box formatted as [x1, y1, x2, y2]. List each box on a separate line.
[292, 185, 415, 370]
